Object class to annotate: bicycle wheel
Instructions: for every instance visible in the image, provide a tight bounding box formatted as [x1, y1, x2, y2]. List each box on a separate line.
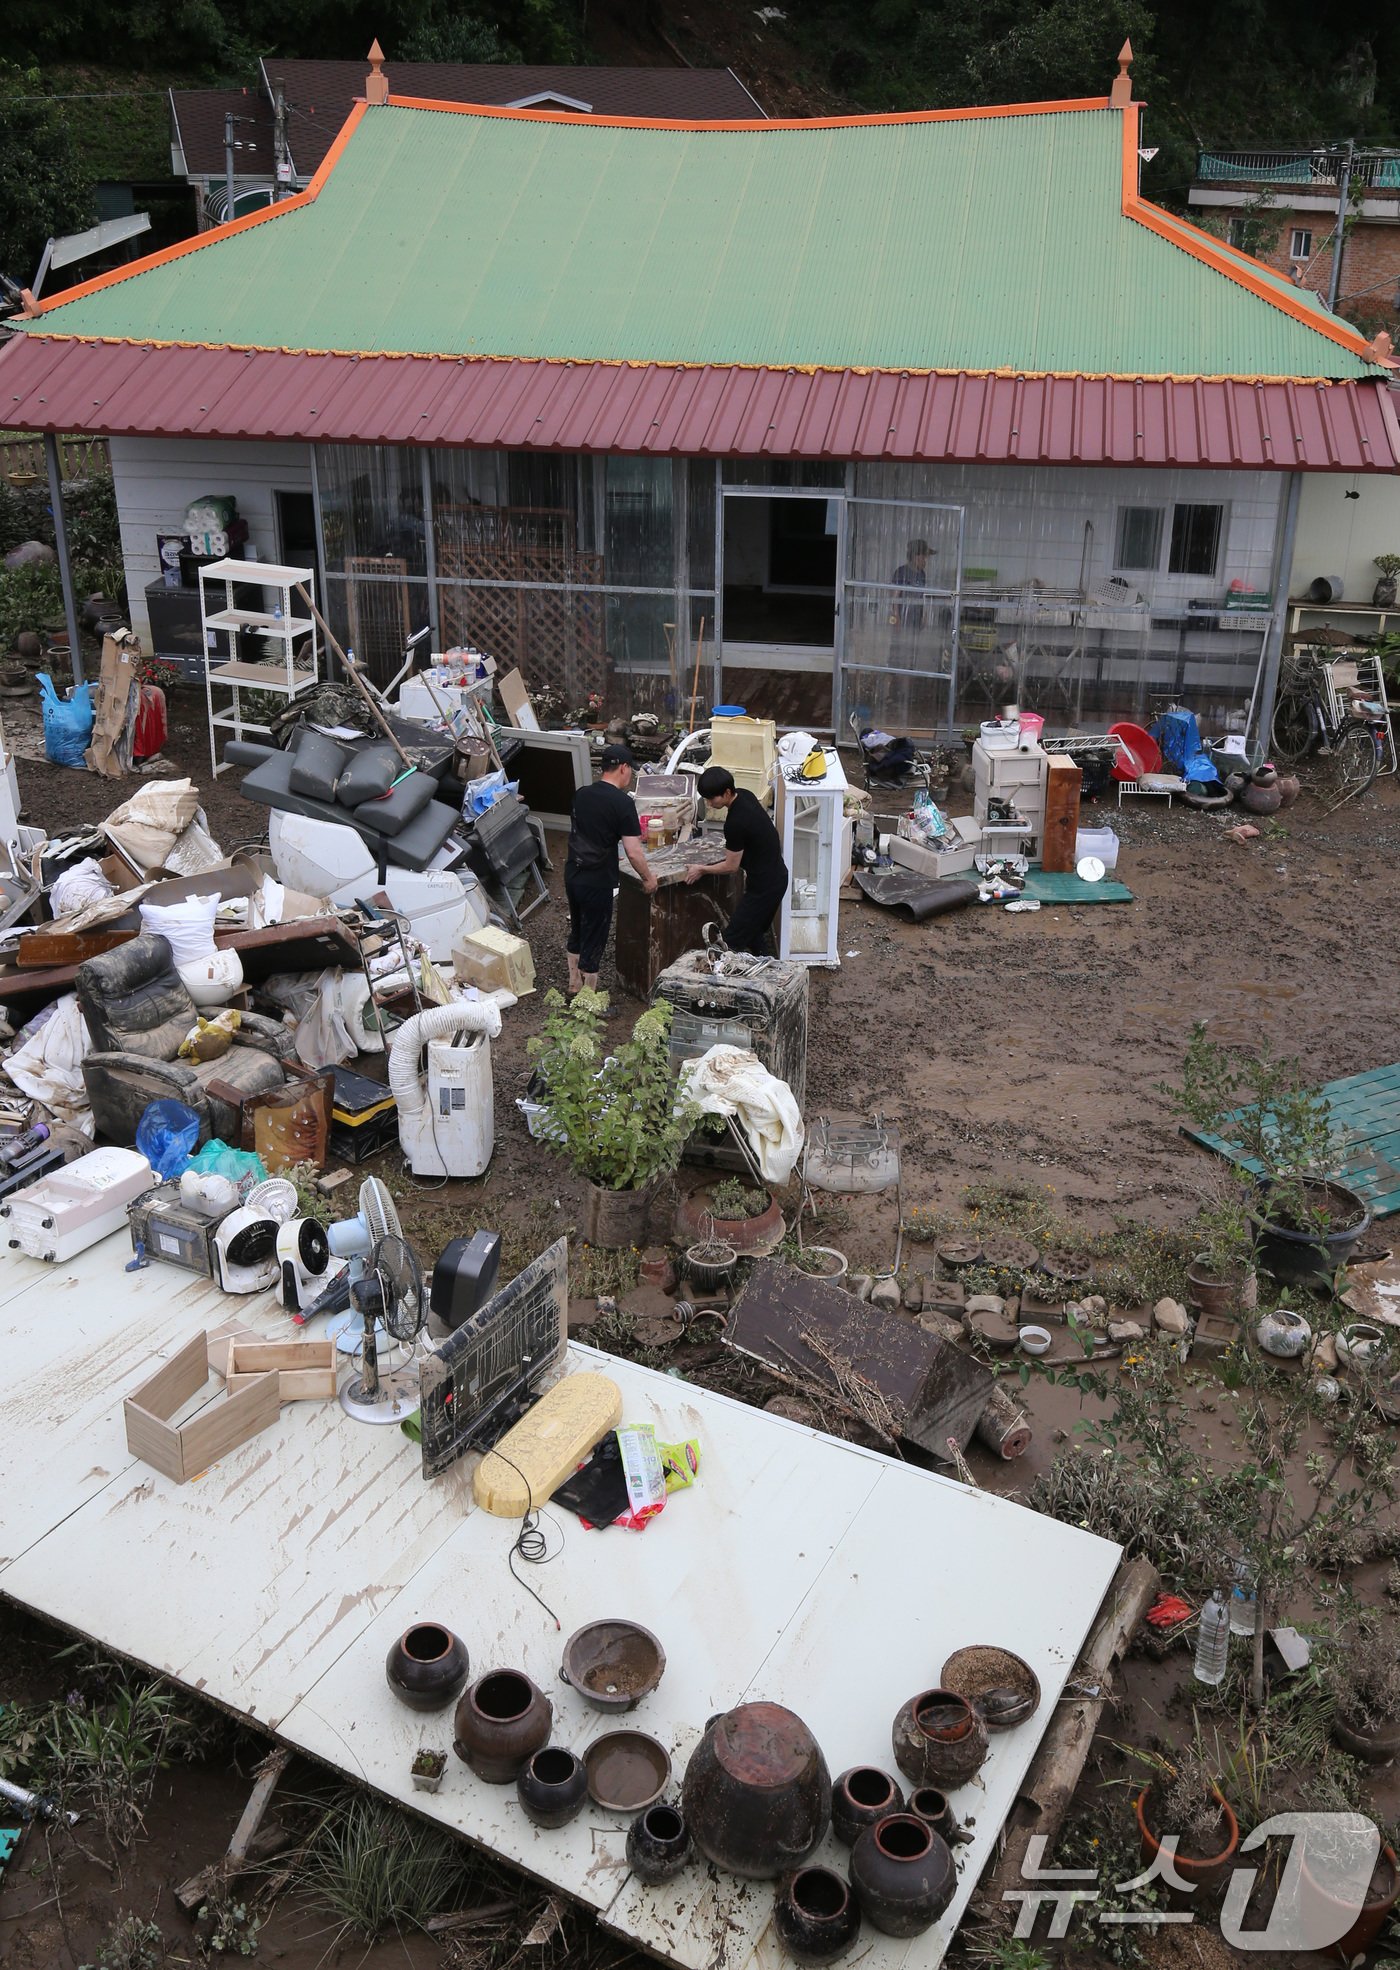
[1270, 689, 1314, 766]
[1318, 720, 1379, 811]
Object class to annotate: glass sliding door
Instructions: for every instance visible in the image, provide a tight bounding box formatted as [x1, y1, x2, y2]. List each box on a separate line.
[718, 487, 842, 730]
[315, 443, 430, 684]
[838, 497, 964, 739]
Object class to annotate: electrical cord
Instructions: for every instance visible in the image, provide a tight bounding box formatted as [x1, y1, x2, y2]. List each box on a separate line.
[483, 1447, 563, 1630]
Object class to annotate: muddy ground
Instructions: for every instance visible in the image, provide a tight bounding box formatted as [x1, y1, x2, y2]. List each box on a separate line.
[3, 682, 1399, 1968]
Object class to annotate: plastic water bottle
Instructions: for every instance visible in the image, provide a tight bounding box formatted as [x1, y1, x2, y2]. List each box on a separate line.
[1228, 1559, 1258, 1638]
[1194, 1588, 1231, 1686]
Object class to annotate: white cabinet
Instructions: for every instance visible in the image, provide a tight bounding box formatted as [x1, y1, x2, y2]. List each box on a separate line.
[200, 559, 319, 777]
[774, 751, 848, 968]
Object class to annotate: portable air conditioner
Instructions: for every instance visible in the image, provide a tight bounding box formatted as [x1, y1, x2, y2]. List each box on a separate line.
[1, 1146, 154, 1263]
[387, 1000, 501, 1180]
[277, 1216, 345, 1314]
[213, 1177, 298, 1294]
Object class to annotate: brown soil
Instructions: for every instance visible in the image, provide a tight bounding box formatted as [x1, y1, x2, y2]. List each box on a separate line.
[6, 684, 1400, 1968]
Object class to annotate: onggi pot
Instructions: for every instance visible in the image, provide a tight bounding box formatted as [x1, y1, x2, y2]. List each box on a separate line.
[516, 1746, 589, 1828]
[849, 1814, 956, 1937]
[831, 1766, 904, 1847]
[453, 1669, 552, 1783]
[773, 1864, 862, 1965]
[384, 1623, 470, 1711]
[891, 1689, 989, 1789]
[680, 1702, 830, 1879]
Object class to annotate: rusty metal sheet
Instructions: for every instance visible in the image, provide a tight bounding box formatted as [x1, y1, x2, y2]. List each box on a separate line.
[724, 1259, 994, 1458]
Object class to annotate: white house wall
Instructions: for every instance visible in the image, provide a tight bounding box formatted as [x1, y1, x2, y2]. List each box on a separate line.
[109, 436, 313, 646]
[1290, 472, 1400, 607]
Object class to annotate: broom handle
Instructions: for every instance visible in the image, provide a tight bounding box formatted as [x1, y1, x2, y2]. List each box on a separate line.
[688, 616, 707, 733]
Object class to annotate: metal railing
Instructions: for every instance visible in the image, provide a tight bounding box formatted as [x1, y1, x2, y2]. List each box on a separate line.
[1198, 149, 1400, 190]
[0, 433, 111, 484]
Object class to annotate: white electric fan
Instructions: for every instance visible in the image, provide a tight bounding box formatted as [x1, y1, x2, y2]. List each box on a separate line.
[277, 1215, 345, 1315]
[330, 1178, 426, 1423]
[213, 1178, 299, 1294]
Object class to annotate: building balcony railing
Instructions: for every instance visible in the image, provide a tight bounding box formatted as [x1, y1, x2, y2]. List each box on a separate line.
[1197, 150, 1400, 190]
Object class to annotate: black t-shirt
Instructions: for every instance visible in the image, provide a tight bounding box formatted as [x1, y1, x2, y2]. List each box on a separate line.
[723, 788, 787, 891]
[567, 779, 641, 872]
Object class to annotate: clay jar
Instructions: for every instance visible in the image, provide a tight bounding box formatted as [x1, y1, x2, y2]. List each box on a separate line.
[516, 1746, 589, 1828]
[384, 1623, 470, 1712]
[831, 1767, 905, 1847]
[454, 1669, 552, 1783]
[681, 1702, 831, 1879]
[849, 1814, 956, 1937]
[626, 1802, 692, 1884]
[907, 1787, 957, 1842]
[891, 1689, 989, 1790]
[773, 1864, 862, 1965]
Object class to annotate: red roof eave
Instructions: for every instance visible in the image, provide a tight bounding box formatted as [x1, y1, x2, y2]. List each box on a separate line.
[3, 337, 1397, 471]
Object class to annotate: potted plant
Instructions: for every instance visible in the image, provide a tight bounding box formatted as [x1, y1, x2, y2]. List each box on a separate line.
[1374, 553, 1400, 608]
[1330, 1625, 1400, 1761]
[1185, 1171, 1258, 1319]
[527, 990, 697, 1249]
[1171, 1027, 1370, 1288]
[1297, 1803, 1400, 1962]
[1131, 1743, 1240, 1891]
[676, 1174, 785, 1255]
[411, 1747, 447, 1793]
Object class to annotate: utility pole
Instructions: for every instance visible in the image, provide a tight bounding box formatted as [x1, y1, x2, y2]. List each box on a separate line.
[1328, 138, 1355, 311]
[273, 79, 287, 199]
[225, 110, 235, 221]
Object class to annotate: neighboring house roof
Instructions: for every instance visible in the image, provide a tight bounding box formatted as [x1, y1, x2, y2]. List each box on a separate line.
[6, 93, 1396, 470]
[170, 62, 764, 179]
[169, 88, 277, 180]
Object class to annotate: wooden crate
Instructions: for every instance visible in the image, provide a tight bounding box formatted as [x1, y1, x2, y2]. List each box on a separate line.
[124, 1333, 279, 1484]
[1040, 753, 1083, 874]
[209, 1333, 338, 1403]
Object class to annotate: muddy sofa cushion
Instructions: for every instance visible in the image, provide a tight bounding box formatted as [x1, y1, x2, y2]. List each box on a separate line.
[288, 729, 351, 800]
[334, 746, 398, 809]
[350, 769, 436, 838]
[76, 932, 195, 1059]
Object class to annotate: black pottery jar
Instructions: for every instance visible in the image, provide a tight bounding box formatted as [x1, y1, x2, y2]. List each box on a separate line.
[626, 1802, 692, 1883]
[516, 1746, 589, 1828]
[773, 1864, 862, 1964]
[891, 1688, 988, 1789]
[681, 1702, 830, 1878]
[384, 1623, 470, 1711]
[831, 1767, 904, 1847]
[453, 1669, 552, 1783]
[849, 1814, 956, 1937]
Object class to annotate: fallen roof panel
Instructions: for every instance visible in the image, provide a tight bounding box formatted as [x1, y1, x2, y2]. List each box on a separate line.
[3, 336, 1396, 469]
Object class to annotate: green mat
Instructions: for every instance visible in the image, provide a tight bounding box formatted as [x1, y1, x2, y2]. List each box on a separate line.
[1020, 870, 1134, 904]
[1182, 1061, 1400, 1221]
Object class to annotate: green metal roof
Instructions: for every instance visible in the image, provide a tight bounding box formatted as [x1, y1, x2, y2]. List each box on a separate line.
[31, 101, 1379, 380]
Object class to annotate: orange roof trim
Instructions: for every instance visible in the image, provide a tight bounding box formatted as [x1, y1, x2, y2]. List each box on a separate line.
[1116, 103, 1383, 366]
[384, 91, 1113, 130]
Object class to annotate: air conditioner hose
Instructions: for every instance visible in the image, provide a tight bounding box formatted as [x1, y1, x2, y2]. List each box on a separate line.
[387, 999, 503, 1125]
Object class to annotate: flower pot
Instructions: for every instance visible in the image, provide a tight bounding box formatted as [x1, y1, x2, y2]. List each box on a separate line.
[849, 1814, 956, 1938]
[1301, 1839, 1399, 1960]
[1332, 1711, 1400, 1763]
[1336, 1322, 1389, 1370]
[584, 1179, 657, 1250]
[831, 1767, 904, 1847]
[626, 1802, 692, 1884]
[410, 1750, 447, 1792]
[1251, 1179, 1371, 1287]
[891, 1689, 989, 1789]
[385, 1623, 470, 1711]
[516, 1746, 589, 1828]
[1255, 1306, 1312, 1358]
[1134, 1785, 1240, 1893]
[453, 1670, 552, 1783]
[1186, 1257, 1257, 1319]
[681, 1702, 830, 1879]
[773, 1864, 862, 1964]
[675, 1187, 785, 1255]
[685, 1240, 737, 1294]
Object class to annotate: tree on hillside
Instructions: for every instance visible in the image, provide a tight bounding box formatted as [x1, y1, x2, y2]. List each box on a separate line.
[0, 65, 94, 287]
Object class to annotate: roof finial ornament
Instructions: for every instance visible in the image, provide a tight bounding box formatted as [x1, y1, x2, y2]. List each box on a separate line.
[366, 39, 389, 106]
[1110, 39, 1134, 108]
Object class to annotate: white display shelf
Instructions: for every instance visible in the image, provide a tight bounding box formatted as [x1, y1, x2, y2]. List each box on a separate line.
[201, 560, 319, 777]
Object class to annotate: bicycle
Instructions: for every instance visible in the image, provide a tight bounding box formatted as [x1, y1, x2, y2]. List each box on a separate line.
[1269, 649, 1386, 811]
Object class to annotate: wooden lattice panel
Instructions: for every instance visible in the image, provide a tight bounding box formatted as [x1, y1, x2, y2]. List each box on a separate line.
[438, 536, 607, 706]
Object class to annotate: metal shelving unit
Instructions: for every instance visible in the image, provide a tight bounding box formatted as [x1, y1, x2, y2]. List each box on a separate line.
[200, 559, 319, 777]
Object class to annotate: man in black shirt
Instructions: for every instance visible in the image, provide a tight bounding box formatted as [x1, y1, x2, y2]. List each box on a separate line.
[684, 766, 789, 955]
[565, 744, 656, 993]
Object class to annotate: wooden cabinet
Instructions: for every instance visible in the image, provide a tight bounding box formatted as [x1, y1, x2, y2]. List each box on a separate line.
[1040, 754, 1082, 873]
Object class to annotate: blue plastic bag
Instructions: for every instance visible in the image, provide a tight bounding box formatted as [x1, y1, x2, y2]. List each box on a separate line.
[36, 672, 95, 769]
[134, 1099, 202, 1180]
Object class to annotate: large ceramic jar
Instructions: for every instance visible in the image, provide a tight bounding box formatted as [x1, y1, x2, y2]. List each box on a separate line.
[1255, 1306, 1312, 1359]
[849, 1814, 956, 1937]
[773, 1864, 862, 1964]
[384, 1623, 470, 1711]
[831, 1767, 904, 1848]
[891, 1689, 989, 1789]
[681, 1703, 831, 1879]
[453, 1669, 552, 1783]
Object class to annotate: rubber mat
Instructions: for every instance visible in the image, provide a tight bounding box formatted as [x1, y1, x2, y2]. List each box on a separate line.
[1020, 870, 1134, 904]
[1183, 1061, 1400, 1221]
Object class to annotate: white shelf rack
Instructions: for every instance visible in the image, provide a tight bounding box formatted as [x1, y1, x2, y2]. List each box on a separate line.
[200, 559, 319, 777]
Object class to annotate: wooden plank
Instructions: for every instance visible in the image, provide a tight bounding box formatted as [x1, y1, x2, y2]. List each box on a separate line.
[1039, 753, 1081, 874]
[121, 1402, 185, 1485]
[124, 1333, 208, 1427]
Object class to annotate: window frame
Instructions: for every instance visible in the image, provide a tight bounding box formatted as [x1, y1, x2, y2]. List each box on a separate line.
[1113, 500, 1227, 580]
[1289, 227, 1313, 262]
[1114, 505, 1166, 574]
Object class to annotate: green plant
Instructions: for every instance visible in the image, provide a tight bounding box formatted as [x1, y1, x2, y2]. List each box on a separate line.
[1376, 555, 1400, 580]
[1332, 1622, 1400, 1732]
[707, 1178, 770, 1219]
[41, 1672, 217, 1847]
[79, 1914, 171, 1970]
[1123, 1741, 1225, 1852]
[195, 1887, 261, 1957]
[0, 560, 62, 651]
[298, 1788, 475, 1937]
[960, 1936, 1054, 1970]
[526, 990, 697, 1191]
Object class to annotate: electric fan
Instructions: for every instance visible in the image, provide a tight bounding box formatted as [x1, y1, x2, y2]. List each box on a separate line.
[340, 1229, 427, 1424]
[276, 1215, 345, 1315]
[212, 1177, 299, 1294]
[309, 1175, 401, 1349]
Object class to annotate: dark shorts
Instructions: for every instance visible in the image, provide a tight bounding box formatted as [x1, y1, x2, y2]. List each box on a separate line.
[564, 862, 617, 973]
[725, 878, 788, 956]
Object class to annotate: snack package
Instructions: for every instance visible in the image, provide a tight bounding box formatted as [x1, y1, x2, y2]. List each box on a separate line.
[615, 1423, 668, 1531]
